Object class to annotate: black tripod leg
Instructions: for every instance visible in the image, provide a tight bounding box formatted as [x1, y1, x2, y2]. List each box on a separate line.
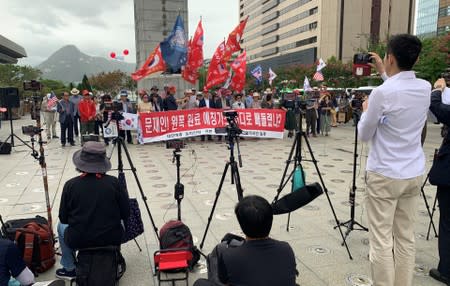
[427, 190, 439, 240]
[200, 162, 230, 249]
[133, 238, 142, 252]
[302, 133, 353, 260]
[120, 140, 160, 240]
[231, 162, 244, 201]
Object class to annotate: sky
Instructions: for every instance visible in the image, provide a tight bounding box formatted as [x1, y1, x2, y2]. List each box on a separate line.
[0, 0, 239, 67]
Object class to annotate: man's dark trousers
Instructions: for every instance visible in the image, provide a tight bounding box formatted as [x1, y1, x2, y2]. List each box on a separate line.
[73, 114, 81, 136]
[437, 186, 450, 278]
[61, 117, 74, 144]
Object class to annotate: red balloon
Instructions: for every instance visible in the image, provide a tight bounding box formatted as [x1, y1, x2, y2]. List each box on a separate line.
[123, 49, 129, 55]
[110, 52, 116, 58]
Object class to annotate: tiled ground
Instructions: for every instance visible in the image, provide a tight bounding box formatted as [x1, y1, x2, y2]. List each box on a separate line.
[0, 117, 444, 286]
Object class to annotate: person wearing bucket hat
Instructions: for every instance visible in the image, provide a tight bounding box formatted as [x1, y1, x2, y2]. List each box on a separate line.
[56, 141, 130, 279]
[70, 88, 82, 137]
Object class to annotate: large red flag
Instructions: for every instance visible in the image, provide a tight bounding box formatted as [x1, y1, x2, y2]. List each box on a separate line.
[132, 44, 166, 81]
[224, 16, 248, 61]
[205, 41, 229, 90]
[230, 51, 247, 92]
[182, 20, 204, 84]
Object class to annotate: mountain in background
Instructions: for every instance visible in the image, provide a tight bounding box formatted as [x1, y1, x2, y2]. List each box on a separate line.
[37, 45, 135, 83]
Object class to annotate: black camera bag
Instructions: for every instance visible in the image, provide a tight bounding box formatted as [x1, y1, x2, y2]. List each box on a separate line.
[0, 141, 11, 155]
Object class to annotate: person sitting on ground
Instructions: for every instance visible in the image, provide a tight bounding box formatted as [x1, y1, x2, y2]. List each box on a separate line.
[56, 141, 130, 280]
[194, 195, 298, 286]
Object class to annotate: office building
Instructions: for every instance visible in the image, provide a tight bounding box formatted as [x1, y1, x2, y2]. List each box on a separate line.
[416, 0, 439, 38]
[240, 0, 416, 70]
[437, 0, 450, 35]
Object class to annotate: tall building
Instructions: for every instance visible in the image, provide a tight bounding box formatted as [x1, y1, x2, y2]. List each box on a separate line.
[240, 0, 415, 70]
[133, 0, 189, 90]
[416, 0, 439, 38]
[437, 0, 450, 35]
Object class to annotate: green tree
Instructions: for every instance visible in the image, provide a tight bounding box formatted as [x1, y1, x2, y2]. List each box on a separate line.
[0, 64, 42, 98]
[80, 74, 92, 91]
[40, 79, 68, 96]
[415, 35, 449, 83]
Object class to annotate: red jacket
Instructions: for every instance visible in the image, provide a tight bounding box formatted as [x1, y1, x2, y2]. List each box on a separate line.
[78, 99, 96, 122]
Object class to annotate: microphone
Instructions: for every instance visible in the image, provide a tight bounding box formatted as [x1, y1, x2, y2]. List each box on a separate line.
[271, 183, 323, 215]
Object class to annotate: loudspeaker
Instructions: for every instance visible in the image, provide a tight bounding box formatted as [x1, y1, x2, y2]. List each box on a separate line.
[0, 87, 20, 108]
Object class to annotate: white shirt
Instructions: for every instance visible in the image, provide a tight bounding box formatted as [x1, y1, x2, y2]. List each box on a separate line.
[358, 71, 431, 179]
[442, 87, 450, 104]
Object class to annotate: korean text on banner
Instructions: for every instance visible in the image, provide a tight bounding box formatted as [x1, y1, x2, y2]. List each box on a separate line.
[139, 108, 286, 143]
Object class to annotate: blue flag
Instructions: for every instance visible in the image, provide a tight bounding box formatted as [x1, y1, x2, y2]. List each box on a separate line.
[251, 65, 262, 84]
[160, 15, 188, 72]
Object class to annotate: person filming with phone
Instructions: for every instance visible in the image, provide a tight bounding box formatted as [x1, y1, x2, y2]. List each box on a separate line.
[358, 34, 431, 286]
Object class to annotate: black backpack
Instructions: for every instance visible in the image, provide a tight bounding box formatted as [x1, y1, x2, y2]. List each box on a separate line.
[159, 220, 200, 270]
[207, 233, 245, 285]
[75, 246, 126, 286]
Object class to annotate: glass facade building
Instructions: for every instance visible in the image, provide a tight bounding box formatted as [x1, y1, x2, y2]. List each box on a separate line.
[416, 0, 439, 37]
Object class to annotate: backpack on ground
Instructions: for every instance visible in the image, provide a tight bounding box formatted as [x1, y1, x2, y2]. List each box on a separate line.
[207, 233, 245, 285]
[1, 215, 48, 241]
[159, 220, 200, 270]
[15, 222, 56, 273]
[75, 246, 125, 286]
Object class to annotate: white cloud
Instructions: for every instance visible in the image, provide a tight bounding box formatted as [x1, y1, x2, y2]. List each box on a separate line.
[0, 0, 238, 67]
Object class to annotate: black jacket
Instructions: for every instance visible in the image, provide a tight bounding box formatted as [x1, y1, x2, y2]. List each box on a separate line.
[430, 89, 450, 144]
[59, 174, 130, 249]
[164, 95, 178, 111]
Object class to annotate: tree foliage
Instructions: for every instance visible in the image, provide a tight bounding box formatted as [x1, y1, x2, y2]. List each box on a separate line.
[89, 70, 135, 94]
[243, 34, 448, 91]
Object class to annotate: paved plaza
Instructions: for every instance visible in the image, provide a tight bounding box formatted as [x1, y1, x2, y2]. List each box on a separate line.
[0, 117, 445, 286]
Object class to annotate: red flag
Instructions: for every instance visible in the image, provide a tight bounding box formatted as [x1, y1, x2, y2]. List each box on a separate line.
[205, 41, 229, 90]
[182, 20, 204, 84]
[230, 51, 247, 92]
[132, 44, 166, 81]
[224, 17, 248, 61]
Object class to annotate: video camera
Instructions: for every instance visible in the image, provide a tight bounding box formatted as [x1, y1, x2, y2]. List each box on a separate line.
[218, 110, 243, 137]
[23, 80, 42, 91]
[22, 125, 42, 136]
[166, 139, 185, 150]
[104, 101, 123, 113]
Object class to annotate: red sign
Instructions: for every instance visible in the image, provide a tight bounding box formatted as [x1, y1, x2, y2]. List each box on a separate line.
[138, 108, 286, 143]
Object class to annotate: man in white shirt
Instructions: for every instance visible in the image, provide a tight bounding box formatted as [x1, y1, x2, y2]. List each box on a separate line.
[359, 34, 431, 286]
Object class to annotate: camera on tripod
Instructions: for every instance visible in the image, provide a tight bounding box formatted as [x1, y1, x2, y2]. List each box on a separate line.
[21, 125, 42, 136]
[166, 139, 185, 150]
[23, 80, 42, 91]
[221, 110, 242, 136]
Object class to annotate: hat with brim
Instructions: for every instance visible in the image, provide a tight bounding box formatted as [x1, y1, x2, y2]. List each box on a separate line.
[71, 88, 80, 95]
[72, 141, 111, 173]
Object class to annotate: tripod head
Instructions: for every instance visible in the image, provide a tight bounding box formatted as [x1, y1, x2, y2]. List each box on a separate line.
[223, 110, 243, 168]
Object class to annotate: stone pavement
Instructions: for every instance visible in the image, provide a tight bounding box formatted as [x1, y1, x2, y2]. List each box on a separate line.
[0, 117, 444, 286]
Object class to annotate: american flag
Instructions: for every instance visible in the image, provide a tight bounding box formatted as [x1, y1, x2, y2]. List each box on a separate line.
[47, 93, 58, 110]
[313, 71, 324, 82]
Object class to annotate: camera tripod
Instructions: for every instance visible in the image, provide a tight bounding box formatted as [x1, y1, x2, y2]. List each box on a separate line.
[273, 109, 353, 259]
[0, 106, 32, 149]
[336, 117, 368, 243]
[421, 149, 439, 240]
[172, 148, 184, 220]
[199, 121, 244, 249]
[108, 117, 160, 243]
